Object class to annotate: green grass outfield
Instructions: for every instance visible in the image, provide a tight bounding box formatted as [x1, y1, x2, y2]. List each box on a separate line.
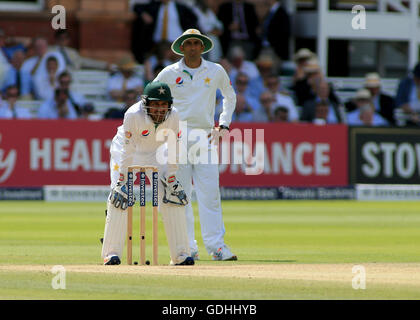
[0, 200, 420, 299]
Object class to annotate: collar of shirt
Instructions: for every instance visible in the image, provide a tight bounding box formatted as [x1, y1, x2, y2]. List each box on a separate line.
[175, 58, 209, 76]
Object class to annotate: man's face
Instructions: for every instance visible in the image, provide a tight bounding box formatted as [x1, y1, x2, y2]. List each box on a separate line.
[367, 87, 380, 97]
[47, 59, 58, 73]
[6, 87, 19, 102]
[121, 69, 134, 78]
[360, 109, 373, 125]
[265, 77, 279, 92]
[317, 82, 330, 99]
[235, 76, 249, 93]
[59, 76, 72, 89]
[34, 38, 48, 56]
[11, 51, 25, 69]
[147, 100, 169, 124]
[260, 93, 274, 111]
[57, 33, 70, 47]
[315, 104, 329, 119]
[274, 110, 288, 122]
[356, 99, 371, 108]
[124, 92, 137, 107]
[180, 38, 204, 59]
[232, 55, 244, 69]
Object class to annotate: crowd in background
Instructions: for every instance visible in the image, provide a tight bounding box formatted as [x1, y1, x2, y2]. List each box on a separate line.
[0, 0, 419, 127]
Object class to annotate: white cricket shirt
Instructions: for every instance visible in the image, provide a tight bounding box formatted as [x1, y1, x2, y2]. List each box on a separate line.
[155, 58, 236, 131]
[113, 100, 180, 178]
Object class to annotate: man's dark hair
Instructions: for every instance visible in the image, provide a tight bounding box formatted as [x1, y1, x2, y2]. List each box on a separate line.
[274, 106, 288, 115]
[58, 71, 72, 81]
[55, 29, 69, 39]
[46, 56, 58, 64]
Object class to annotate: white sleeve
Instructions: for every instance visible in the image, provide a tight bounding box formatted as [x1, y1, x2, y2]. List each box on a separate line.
[217, 65, 236, 128]
[153, 68, 173, 88]
[286, 96, 299, 121]
[167, 111, 180, 176]
[119, 112, 138, 180]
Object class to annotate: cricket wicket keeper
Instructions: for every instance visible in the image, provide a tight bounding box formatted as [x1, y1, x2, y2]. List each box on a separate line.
[101, 81, 194, 266]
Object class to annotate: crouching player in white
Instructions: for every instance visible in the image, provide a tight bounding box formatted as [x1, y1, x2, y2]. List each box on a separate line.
[101, 81, 194, 266]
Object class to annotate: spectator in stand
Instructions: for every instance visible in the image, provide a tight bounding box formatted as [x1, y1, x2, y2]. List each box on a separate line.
[312, 100, 329, 125]
[254, 90, 275, 122]
[293, 57, 340, 110]
[80, 103, 101, 120]
[256, 52, 278, 80]
[21, 37, 66, 87]
[273, 106, 289, 122]
[132, 0, 198, 63]
[292, 48, 316, 87]
[1, 34, 27, 62]
[300, 80, 344, 123]
[107, 56, 144, 102]
[217, 0, 261, 60]
[33, 56, 60, 100]
[231, 93, 254, 122]
[0, 85, 32, 119]
[395, 62, 420, 126]
[228, 45, 261, 86]
[49, 29, 111, 71]
[357, 104, 389, 127]
[250, 52, 278, 99]
[232, 72, 259, 113]
[360, 72, 395, 125]
[143, 40, 174, 82]
[1, 50, 32, 98]
[0, 29, 11, 88]
[54, 71, 87, 116]
[264, 73, 299, 122]
[38, 88, 78, 119]
[347, 89, 389, 126]
[261, 0, 291, 61]
[192, 0, 224, 62]
[104, 89, 138, 119]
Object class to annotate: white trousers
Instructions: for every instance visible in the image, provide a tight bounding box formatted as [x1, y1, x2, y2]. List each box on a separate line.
[176, 136, 226, 254]
[101, 143, 190, 264]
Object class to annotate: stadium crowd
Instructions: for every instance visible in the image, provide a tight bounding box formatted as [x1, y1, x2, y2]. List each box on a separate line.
[0, 0, 419, 127]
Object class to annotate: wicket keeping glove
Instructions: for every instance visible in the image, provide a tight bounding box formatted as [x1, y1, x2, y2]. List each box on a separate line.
[160, 175, 188, 206]
[111, 181, 129, 210]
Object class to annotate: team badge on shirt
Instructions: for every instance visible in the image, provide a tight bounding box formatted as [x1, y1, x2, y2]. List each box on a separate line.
[141, 130, 150, 137]
[125, 131, 132, 139]
[204, 77, 211, 87]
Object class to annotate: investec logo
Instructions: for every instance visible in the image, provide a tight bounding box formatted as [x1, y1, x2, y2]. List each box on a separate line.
[128, 171, 134, 206]
[140, 171, 146, 206]
[152, 172, 158, 206]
